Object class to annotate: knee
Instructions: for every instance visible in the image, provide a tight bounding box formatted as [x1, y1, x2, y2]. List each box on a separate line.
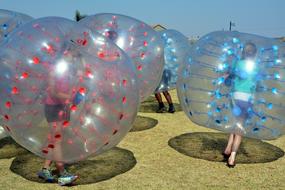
[162, 91, 169, 96]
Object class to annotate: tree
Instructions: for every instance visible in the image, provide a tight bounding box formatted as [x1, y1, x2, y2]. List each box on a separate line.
[74, 10, 87, 22]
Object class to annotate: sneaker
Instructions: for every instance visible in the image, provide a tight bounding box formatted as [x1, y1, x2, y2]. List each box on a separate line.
[168, 105, 175, 113]
[37, 168, 55, 182]
[156, 105, 166, 113]
[58, 170, 78, 186]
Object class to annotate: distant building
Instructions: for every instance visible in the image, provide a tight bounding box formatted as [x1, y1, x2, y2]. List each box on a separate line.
[189, 36, 199, 44]
[152, 24, 198, 44]
[152, 24, 167, 31]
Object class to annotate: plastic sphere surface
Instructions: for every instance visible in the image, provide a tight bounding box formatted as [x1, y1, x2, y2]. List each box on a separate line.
[0, 9, 31, 140]
[155, 29, 190, 93]
[0, 126, 7, 139]
[79, 13, 164, 101]
[177, 31, 285, 140]
[0, 17, 139, 162]
[0, 9, 33, 44]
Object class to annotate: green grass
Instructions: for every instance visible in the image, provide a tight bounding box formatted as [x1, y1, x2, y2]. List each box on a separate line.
[0, 90, 285, 190]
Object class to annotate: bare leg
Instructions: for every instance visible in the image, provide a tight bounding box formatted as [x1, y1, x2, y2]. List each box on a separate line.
[163, 91, 175, 113]
[43, 122, 64, 172]
[55, 162, 65, 174]
[162, 91, 173, 104]
[42, 122, 57, 170]
[155, 93, 166, 113]
[224, 134, 234, 155]
[155, 93, 163, 103]
[53, 121, 64, 173]
[232, 134, 242, 153]
[43, 160, 52, 169]
[228, 134, 242, 165]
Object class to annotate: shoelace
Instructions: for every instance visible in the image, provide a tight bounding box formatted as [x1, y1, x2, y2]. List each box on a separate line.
[42, 169, 53, 178]
[61, 170, 73, 177]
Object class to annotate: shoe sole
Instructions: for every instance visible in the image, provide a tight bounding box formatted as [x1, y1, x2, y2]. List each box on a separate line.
[156, 110, 166, 113]
[58, 176, 79, 186]
[38, 175, 55, 183]
[37, 172, 55, 183]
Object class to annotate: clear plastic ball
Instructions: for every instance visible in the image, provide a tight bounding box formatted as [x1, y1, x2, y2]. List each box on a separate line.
[155, 29, 190, 93]
[79, 13, 164, 101]
[0, 17, 139, 162]
[0, 126, 7, 139]
[177, 31, 285, 140]
[0, 9, 33, 44]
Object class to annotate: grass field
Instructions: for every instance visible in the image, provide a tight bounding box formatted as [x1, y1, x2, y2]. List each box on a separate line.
[0, 90, 285, 190]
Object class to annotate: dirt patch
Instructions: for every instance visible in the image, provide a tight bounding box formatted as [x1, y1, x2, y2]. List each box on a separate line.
[0, 137, 29, 159]
[169, 132, 284, 164]
[130, 116, 158, 132]
[10, 147, 137, 185]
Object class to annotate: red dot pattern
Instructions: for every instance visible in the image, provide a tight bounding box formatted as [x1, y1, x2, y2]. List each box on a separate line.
[5, 126, 11, 132]
[79, 87, 87, 95]
[54, 134, 61, 139]
[122, 79, 127, 87]
[143, 41, 148, 47]
[4, 114, 10, 121]
[0, 18, 140, 162]
[5, 101, 11, 108]
[11, 86, 19, 94]
[137, 65, 143, 71]
[140, 52, 145, 59]
[21, 72, 29, 79]
[62, 121, 70, 128]
[71, 105, 77, 111]
[98, 52, 105, 58]
[122, 96, 127, 104]
[32, 56, 40, 64]
[48, 144, 55, 149]
[112, 129, 118, 135]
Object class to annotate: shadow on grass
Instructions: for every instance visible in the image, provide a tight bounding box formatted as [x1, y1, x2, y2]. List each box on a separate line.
[0, 137, 29, 159]
[139, 96, 182, 113]
[10, 147, 137, 185]
[130, 115, 158, 132]
[169, 132, 284, 164]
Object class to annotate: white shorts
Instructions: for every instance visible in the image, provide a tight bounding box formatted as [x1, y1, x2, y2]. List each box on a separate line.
[233, 92, 252, 102]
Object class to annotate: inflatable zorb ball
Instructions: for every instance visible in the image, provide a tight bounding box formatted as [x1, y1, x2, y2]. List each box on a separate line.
[155, 29, 190, 93]
[177, 31, 285, 140]
[0, 9, 33, 44]
[0, 126, 7, 139]
[79, 13, 164, 101]
[0, 17, 139, 163]
[0, 10, 32, 139]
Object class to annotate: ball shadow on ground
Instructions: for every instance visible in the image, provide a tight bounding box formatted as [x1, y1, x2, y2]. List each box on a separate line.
[168, 132, 284, 164]
[10, 147, 137, 185]
[139, 96, 182, 113]
[130, 115, 158, 132]
[0, 137, 29, 159]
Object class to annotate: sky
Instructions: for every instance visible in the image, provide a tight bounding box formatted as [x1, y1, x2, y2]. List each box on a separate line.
[1, 0, 285, 38]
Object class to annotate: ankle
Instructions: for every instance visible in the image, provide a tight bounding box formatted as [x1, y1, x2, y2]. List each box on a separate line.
[158, 102, 165, 108]
[59, 169, 67, 175]
[224, 149, 231, 155]
[229, 152, 236, 160]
